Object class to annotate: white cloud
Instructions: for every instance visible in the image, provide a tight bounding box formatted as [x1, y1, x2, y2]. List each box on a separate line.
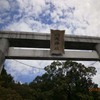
[5, 20, 33, 32]
[92, 62, 100, 87]
[73, 0, 100, 36]
[78, 61, 100, 87]
[0, 0, 10, 12]
[4, 0, 99, 36]
[5, 60, 100, 85]
[17, 0, 46, 17]
[5, 60, 52, 83]
[0, 0, 100, 85]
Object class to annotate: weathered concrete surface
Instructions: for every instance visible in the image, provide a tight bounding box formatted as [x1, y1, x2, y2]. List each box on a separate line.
[0, 31, 100, 61]
[95, 44, 100, 58]
[6, 48, 99, 61]
[0, 31, 100, 75]
[0, 31, 100, 50]
[0, 38, 9, 73]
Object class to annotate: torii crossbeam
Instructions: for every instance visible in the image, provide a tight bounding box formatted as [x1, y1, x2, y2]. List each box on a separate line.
[0, 31, 100, 73]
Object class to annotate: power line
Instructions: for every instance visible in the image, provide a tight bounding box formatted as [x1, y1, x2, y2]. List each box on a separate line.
[10, 59, 98, 70]
[12, 59, 44, 70]
[88, 61, 97, 66]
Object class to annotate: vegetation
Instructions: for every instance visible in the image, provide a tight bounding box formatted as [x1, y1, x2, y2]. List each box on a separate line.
[0, 60, 100, 100]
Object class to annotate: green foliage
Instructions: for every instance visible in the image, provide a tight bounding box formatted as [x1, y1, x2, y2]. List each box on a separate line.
[0, 67, 23, 100]
[0, 61, 100, 100]
[0, 67, 15, 88]
[31, 60, 99, 100]
[0, 86, 23, 100]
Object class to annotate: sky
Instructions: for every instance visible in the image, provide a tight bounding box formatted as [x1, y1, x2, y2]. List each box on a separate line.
[0, 0, 100, 85]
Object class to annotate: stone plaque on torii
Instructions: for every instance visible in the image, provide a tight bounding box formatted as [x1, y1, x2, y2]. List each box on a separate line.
[0, 30, 100, 74]
[50, 30, 65, 55]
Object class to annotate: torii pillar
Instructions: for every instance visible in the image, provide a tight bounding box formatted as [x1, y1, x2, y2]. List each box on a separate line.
[0, 38, 9, 74]
[96, 44, 100, 58]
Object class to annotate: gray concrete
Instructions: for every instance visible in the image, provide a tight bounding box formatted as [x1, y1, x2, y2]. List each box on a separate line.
[0, 31, 100, 75]
[0, 31, 100, 61]
[95, 44, 100, 58]
[0, 31, 100, 50]
[6, 47, 99, 61]
[0, 38, 9, 73]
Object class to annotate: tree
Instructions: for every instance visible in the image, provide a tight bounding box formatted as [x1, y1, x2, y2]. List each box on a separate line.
[0, 67, 23, 100]
[0, 67, 14, 88]
[30, 60, 99, 100]
[0, 67, 36, 100]
[0, 61, 99, 100]
[0, 86, 23, 100]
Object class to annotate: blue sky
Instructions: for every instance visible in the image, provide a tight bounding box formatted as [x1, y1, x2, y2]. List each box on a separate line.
[0, 0, 100, 85]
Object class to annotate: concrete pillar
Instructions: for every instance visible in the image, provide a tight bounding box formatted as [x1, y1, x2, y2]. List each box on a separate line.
[0, 38, 9, 74]
[95, 44, 100, 58]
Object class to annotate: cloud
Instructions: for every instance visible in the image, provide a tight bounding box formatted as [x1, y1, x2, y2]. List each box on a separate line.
[0, 0, 10, 12]
[91, 62, 100, 87]
[17, 0, 46, 17]
[73, 0, 100, 36]
[5, 20, 33, 32]
[0, 0, 100, 85]
[0, 0, 87, 34]
[4, 60, 100, 85]
[4, 60, 52, 83]
[78, 61, 100, 87]
[2, 0, 99, 36]
[0, 0, 10, 25]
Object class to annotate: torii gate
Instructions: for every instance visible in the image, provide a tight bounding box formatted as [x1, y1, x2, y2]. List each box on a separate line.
[0, 30, 100, 73]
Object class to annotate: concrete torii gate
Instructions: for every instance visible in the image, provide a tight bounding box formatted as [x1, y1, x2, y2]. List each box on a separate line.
[0, 31, 100, 73]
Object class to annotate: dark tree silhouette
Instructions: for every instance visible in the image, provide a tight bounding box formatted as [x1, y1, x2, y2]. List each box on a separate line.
[0, 61, 100, 100]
